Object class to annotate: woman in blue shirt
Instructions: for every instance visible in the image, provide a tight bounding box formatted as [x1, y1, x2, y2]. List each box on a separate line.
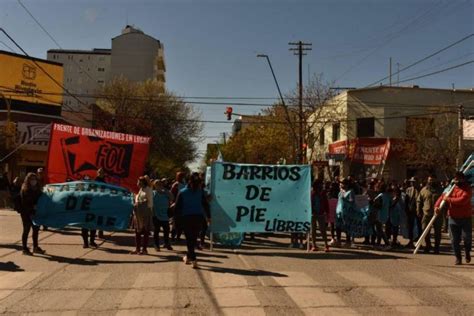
[174, 173, 211, 268]
[153, 179, 174, 251]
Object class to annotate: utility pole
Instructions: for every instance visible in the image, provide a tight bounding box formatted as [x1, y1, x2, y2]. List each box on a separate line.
[289, 41, 312, 164]
[222, 132, 227, 145]
[396, 62, 401, 86]
[457, 104, 464, 169]
[389, 57, 392, 86]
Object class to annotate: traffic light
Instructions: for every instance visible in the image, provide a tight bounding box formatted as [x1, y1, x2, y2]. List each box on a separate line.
[225, 107, 233, 121]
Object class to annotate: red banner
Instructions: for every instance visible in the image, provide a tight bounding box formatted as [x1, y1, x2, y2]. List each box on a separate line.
[47, 123, 150, 192]
[328, 138, 403, 164]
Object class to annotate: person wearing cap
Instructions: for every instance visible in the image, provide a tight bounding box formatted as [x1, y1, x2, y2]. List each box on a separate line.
[417, 175, 443, 254]
[174, 172, 211, 268]
[435, 172, 472, 265]
[152, 179, 174, 251]
[404, 177, 420, 248]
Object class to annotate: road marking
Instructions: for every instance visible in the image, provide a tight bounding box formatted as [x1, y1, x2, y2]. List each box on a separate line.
[0, 272, 42, 289]
[395, 306, 448, 315]
[133, 272, 176, 288]
[451, 271, 474, 283]
[337, 271, 389, 287]
[120, 289, 174, 309]
[210, 273, 248, 288]
[273, 271, 318, 287]
[37, 272, 109, 289]
[302, 307, 359, 315]
[213, 288, 260, 308]
[116, 309, 173, 316]
[284, 287, 346, 308]
[439, 287, 474, 304]
[365, 288, 420, 306]
[405, 271, 456, 286]
[222, 307, 266, 316]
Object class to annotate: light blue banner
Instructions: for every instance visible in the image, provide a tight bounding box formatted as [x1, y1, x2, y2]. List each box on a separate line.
[210, 162, 311, 233]
[34, 181, 133, 231]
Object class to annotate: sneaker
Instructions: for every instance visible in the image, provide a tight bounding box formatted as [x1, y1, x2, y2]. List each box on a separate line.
[33, 247, 46, 254]
[90, 242, 98, 248]
[22, 248, 33, 256]
[165, 245, 173, 251]
[140, 249, 148, 255]
[183, 256, 191, 265]
[130, 249, 140, 255]
[455, 257, 462, 265]
[191, 261, 198, 269]
[329, 239, 340, 247]
[466, 252, 471, 264]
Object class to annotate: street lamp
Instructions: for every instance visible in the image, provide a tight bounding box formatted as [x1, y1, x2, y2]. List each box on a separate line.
[257, 54, 299, 163]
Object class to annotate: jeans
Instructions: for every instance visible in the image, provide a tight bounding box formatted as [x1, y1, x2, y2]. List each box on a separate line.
[21, 213, 39, 250]
[182, 215, 203, 261]
[81, 228, 96, 246]
[422, 214, 443, 250]
[449, 217, 472, 259]
[153, 217, 170, 247]
[311, 214, 328, 246]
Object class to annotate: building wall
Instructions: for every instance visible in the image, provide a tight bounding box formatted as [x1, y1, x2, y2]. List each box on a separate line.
[109, 26, 165, 90]
[47, 50, 111, 111]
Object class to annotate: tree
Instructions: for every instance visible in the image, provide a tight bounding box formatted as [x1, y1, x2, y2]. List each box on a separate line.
[217, 74, 344, 164]
[401, 108, 459, 180]
[94, 77, 203, 178]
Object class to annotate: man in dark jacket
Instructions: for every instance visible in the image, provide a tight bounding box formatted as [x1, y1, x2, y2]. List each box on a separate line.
[405, 177, 420, 248]
[417, 176, 443, 254]
[435, 172, 472, 265]
[310, 179, 329, 252]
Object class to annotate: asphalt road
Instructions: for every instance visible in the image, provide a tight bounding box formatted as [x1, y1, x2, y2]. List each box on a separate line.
[0, 209, 473, 315]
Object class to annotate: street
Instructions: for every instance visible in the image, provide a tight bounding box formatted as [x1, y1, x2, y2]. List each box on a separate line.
[0, 208, 473, 316]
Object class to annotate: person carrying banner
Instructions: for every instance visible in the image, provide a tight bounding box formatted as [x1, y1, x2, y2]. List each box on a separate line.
[310, 179, 329, 252]
[95, 168, 106, 239]
[152, 179, 174, 251]
[332, 178, 355, 248]
[171, 172, 186, 242]
[435, 172, 472, 265]
[404, 177, 420, 249]
[372, 182, 391, 250]
[174, 172, 211, 269]
[19, 173, 45, 255]
[417, 175, 443, 254]
[132, 176, 154, 255]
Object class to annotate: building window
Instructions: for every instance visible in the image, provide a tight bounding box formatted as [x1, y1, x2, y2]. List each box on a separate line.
[319, 128, 325, 145]
[97, 80, 104, 84]
[98, 67, 105, 72]
[332, 123, 340, 141]
[356, 117, 375, 137]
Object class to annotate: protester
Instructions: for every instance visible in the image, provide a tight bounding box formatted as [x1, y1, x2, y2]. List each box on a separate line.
[0, 171, 11, 209]
[332, 178, 355, 248]
[19, 173, 45, 255]
[132, 176, 154, 255]
[435, 172, 472, 265]
[387, 186, 402, 248]
[174, 172, 211, 268]
[152, 179, 174, 251]
[372, 182, 391, 249]
[404, 177, 419, 248]
[95, 168, 106, 239]
[363, 179, 378, 245]
[417, 175, 443, 254]
[310, 179, 329, 252]
[171, 171, 186, 242]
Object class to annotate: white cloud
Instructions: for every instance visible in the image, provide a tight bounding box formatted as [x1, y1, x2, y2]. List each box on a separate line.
[84, 8, 99, 23]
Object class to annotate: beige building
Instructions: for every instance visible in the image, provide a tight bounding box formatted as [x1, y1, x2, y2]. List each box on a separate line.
[47, 25, 166, 126]
[308, 86, 474, 181]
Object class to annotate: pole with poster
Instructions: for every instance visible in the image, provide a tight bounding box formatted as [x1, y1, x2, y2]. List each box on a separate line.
[413, 155, 473, 255]
[377, 138, 391, 179]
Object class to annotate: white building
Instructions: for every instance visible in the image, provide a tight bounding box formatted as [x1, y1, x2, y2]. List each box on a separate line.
[47, 25, 166, 124]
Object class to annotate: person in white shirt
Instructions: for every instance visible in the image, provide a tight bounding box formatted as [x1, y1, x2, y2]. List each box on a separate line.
[131, 176, 154, 255]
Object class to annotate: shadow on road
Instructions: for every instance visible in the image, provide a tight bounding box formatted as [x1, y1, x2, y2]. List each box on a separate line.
[0, 261, 24, 271]
[234, 249, 407, 260]
[198, 264, 288, 277]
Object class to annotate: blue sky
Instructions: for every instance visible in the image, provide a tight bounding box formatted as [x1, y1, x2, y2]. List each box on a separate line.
[1, 0, 473, 168]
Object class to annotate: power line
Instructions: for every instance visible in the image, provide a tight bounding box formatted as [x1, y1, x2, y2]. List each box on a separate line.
[397, 60, 474, 84]
[366, 33, 474, 87]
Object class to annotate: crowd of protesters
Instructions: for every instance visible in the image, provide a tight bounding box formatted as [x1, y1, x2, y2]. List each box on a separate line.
[308, 173, 472, 265]
[0, 167, 471, 267]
